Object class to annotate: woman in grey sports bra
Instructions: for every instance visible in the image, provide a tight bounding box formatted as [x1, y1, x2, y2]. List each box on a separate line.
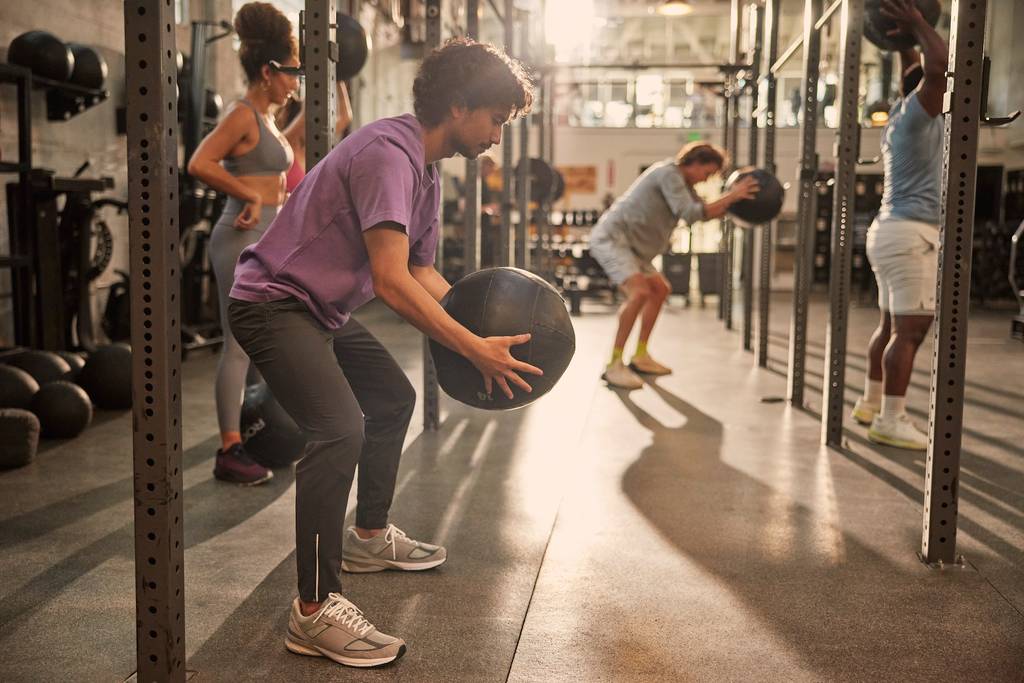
[186, 1, 300, 485]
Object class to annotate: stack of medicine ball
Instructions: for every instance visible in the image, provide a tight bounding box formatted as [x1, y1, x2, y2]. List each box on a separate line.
[7, 30, 108, 89]
[0, 344, 132, 470]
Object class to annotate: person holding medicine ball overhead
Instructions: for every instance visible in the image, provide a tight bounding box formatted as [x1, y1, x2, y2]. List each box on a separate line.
[188, 1, 301, 485]
[226, 38, 537, 667]
[851, 0, 947, 451]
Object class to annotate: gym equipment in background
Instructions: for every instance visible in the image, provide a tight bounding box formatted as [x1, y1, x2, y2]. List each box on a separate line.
[67, 43, 108, 89]
[77, 343, 132, 409]
[725, 168, 785, 227]
[335, 13, 370, 81]
[7, 30, 74, 82]
[1011, 219, 1024, 341]
[429, 267, 575, 410]
[31, 381, 93, 438]
[0, 365, 39, 410]
[0, 409, 40, 470]
[4, 350, 71, 385]
[240, 382, 306, 468]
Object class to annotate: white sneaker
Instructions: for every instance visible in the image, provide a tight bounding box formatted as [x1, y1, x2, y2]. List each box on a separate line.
[629, 353, 672, 376]
[851, 398, 879, 425]
[868, 413, 928, 451]
[601, 359, 644, 390]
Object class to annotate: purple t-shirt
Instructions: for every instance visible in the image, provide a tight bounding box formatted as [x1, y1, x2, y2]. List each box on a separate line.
[230, 114, 440, 329]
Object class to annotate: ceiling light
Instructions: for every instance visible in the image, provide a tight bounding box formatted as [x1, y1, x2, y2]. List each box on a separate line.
[658, 0, 694, 16]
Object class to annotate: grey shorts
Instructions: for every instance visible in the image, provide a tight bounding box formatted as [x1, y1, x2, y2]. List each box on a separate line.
[866, 217, 939, 314]
[589, 228, 656, 286]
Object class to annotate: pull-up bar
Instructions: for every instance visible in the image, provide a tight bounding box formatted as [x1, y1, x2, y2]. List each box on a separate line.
[770, 0, 843, 74]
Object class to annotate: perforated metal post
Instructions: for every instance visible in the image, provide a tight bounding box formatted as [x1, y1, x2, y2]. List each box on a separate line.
[742, 3, 763, 352]
[423, 0, 443, 431]
[499, 0, 515, 268]
[463, 0, 482, 276]
[723, 0, 742, 331]
[515, 13, 530, 271]
[758, 0, 781, 368]
[303, 0, 337, 167]
[821, 0, 863, 446]
[124, 2, 185, 680]
[920, 0, 984, 566]
[787, 0, 822, 407]
[719, 90, 731, 322]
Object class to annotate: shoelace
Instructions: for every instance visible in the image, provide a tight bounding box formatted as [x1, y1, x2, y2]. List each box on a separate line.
[382, 524, 411, 561]
[315, 593, 373, 637]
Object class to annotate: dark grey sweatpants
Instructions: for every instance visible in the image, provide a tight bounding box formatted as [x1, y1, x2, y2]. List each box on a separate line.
[228, 297, 415, 602]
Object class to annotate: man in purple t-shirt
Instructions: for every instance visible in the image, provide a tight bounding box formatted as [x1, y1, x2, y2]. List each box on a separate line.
[227, 39, 537, 668]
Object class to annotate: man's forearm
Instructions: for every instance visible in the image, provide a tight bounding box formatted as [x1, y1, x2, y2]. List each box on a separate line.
[411, 266, 452, 303]
[911, 16, 947, 78]
[375, 271, 475, 355]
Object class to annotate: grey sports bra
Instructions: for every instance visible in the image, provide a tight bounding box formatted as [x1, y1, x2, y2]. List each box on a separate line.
[222, 100, 293, 177]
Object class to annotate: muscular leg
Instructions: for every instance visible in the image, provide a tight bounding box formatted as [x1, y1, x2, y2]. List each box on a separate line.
[636, 273, 671, 347]
[613, 273, 652, 353]
[883, 314, 933, 398]
[867, 311, 892, 383]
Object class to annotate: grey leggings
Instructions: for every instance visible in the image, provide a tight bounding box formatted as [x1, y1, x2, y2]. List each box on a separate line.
[227, 297, 415, 602]
[210, 197, 279, 436]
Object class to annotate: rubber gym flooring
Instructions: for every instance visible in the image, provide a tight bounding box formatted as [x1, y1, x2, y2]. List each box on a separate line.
[0, 291, 1021, 681]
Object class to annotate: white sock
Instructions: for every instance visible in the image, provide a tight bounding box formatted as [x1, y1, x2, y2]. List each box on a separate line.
[880, 395, 906, 420]
[864, 378, 883, 405]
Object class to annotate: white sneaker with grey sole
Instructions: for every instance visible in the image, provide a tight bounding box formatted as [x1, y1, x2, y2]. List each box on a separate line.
[341, 524, 446, 573]
[601, 359, 644, 389]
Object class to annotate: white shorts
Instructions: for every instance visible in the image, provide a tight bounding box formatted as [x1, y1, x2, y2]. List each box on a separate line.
[865, 217, 939, 315]
[589, 228, 656, 286]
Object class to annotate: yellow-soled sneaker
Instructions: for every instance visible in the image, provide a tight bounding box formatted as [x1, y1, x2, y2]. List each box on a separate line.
[868, 414, 928, 451]
[851, 398, 879, 425]
[629, 353, 672, 376]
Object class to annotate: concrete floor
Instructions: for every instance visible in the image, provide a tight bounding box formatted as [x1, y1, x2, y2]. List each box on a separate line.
[0, 291, 1021, 682]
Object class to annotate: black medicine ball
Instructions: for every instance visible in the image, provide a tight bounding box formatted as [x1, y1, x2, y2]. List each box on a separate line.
[241, 382, 306, 468]
[7, 30, 74, 82]
[429, 267, 576, 411]
[67, 43, 108, 89]
[725, 168, 785, 228]
[5, 350, 71, 385]
[32, 381, 93, 439]
[864, 0, 942, 51]
[335, 13, 369, 81]
[0, 365, 39, 410]
[78, 343, 132, 409]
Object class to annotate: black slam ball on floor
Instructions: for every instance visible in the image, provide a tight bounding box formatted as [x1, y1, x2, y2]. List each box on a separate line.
[0, 409, 41, 469]
[32, 381, 93, 439]
[56, 351, 86, 382]
[241, 382, 306, 468]
[0, 365, 40, 410]
[429, 267, 576, 411]
[5, 350, 71, 385]
[725, 168, 785, 228]
[78, 343, 132, 409]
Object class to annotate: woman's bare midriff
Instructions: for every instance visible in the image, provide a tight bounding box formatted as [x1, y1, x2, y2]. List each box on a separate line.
[237, 173, 288, 207]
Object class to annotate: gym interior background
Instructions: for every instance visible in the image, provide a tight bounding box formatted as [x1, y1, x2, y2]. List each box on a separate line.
[0, 0, 1022, 680]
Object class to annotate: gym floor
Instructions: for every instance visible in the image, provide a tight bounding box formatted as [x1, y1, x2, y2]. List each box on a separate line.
[0, 291, 1021, 681]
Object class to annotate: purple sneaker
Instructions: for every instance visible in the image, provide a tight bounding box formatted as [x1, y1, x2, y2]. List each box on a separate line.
[214, 443, 273, 485]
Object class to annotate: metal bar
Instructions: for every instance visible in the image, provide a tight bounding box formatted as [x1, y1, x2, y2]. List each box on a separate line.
[742, 3, 763, 352]
[758, 0, 781, 368]
[486, 0, 504, 23]
[515, 13, 530, 270]
[821, 0, 864, 447]
[124, 1, 185, 680]
[921, 0, 984, 567]
[499, 0, 515, 267]
[787, 0, 822, 408]
[769, 0, 842, 74]
[724, 0, 742, 332]
[13, 69, 33, 346]
[304, 1, 337, 167]
[423, 0, 443, 431]
[718, 90, 731, 322]
[463, 0, 481, 276]
[551, 62, 750, 71]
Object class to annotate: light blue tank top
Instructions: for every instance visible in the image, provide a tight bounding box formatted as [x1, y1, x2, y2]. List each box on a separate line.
[877, 92, 944, 225]
[222, 100, 293, 177]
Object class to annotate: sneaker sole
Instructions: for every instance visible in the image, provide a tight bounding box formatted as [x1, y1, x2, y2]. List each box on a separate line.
[600, 372, 643, 390]
[285, 635, 406, 668]
[851, 409, 876, 426]
[340, 555, 447, 573]
[213, 469, 274, 486]
[867, 430, 927, 451]
[628, 364, 672, 376]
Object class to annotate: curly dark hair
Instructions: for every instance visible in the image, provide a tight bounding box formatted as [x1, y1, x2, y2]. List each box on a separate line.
[234, 2, 297, 84]
[675, 141, 728, 170]
[413, 38, 534, 127]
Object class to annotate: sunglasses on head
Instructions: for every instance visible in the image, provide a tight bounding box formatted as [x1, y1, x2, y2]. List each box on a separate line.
[269, 60, 303, 76]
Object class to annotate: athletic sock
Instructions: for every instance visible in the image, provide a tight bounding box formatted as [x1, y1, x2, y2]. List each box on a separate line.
[610, 347, 624, 364]
[864, 378, 883, 405]
[221, 431, 242, 451]
[880, 395, 906, 421]
[635, 340, 648, 357]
